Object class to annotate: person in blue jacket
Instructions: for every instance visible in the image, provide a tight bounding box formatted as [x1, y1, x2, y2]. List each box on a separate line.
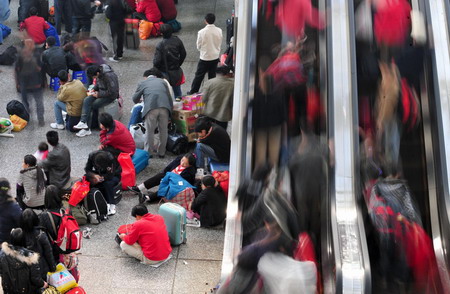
[0, 178, 22, 244]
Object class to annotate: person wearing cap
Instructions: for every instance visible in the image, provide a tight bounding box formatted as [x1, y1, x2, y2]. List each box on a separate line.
[42, 36, 68, 78]
[201, 66, 234, 130]
[0, 178, 22, 244]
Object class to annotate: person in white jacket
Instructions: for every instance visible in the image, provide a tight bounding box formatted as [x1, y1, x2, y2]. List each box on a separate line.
[187, 13, 222, 95]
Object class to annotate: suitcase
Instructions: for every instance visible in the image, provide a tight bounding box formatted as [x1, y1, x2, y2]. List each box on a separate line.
[132, 149, 150, 174]
[83, 188, 108, 224]
[125, 19, 140, 49]
[158, 203, 187, 245]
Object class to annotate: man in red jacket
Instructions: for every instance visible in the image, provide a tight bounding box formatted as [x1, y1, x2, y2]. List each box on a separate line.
[156, 0, 177, 22]
[99, 112, 136, 158]
[20, 7, 50, 45]
[118, 205, 172, 265]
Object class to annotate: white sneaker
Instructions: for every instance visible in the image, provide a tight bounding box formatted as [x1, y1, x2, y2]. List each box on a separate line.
[76, 129, 92, 137]
[50, 123, 65, 130]
[73, 121, 89, 130]
[186, 218, 201, 228]
[108, 204, 116, 215]
[108, 57, 119, 62]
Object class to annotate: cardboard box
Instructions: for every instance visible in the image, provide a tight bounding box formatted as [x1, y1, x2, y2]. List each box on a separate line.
[172, 109, 201, 142]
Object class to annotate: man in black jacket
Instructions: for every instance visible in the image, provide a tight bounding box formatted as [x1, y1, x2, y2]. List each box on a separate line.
[98, 0, 126, 61]
[85, 150, 121, 215]
[71, 0, 95, 38]
[74, 64, 120, 137]
[153, 24, 186, 97]
[42, 36, 67, 78]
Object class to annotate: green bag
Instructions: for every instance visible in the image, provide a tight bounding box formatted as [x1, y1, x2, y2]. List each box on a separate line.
[62, 200, 88, 225]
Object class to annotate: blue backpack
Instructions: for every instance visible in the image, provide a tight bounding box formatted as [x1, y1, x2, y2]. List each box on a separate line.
[0, 24, 11, 39]
[44, 22, 60, 46]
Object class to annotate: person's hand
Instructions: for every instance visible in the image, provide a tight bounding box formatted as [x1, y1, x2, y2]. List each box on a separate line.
[95, 0, 101, 6]
[119, 233, 126, 240]
[92, 91, 98, 98]
[43, 281, 48, 288]
[99, 145, 104, 150]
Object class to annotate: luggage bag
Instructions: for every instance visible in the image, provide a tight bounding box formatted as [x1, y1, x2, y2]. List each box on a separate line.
[132, 149, 150, 174]
[125, 19, 140, 49]
[83, 188, 108, 224]
[158, 203, 187, 245]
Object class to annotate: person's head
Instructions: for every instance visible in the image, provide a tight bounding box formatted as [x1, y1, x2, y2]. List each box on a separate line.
[38, 142, 49, 152]
[20, 209, 39, 233]
[58, 70, 69, 84]
[94, 151, 112, 174]
[194, 117, 212, 137]
[143, 68, 162, 79]
[201, 175, 216, 189]
[10, 228, 25, 247]
[216, 66, 230, 75]
[46, 36, 56, 49]
[29, 7, 38, 16]
[131, 204, 148, 220]
[44, 185, 62, 209]
[205, 13, 216, 25]
[86, 65, 101, 79]
[23, 154, 37, 169]
[0, 177, 11, 200]
[99, 112, 114, 130]
[180, 153, 196, 167]
[160, 24, 173, 39]
[46, 130, 59, 147]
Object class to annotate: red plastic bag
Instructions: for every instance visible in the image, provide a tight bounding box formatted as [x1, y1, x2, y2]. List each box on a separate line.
[118, 153, 136, 190]
[68, 177, 90, 206]
[212, 171, 229, 198]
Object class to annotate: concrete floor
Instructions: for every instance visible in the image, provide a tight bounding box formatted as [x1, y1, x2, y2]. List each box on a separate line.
[0, 0, 234, 292]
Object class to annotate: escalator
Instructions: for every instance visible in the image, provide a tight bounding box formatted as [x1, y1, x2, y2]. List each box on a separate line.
[353, 0, 450, 292]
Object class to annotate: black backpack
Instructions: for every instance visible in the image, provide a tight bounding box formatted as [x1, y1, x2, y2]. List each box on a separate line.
[7, 100, 30, 121]
[0, 45, 18, 66]
[166, 123, 188, 155]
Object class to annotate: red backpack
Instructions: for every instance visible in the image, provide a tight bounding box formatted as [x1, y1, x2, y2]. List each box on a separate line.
[48, 209, 82, 253]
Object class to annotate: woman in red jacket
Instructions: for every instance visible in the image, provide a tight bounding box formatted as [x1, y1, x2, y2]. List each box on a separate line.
[135, 0, 161, 22]
[99, 112, 136, 158]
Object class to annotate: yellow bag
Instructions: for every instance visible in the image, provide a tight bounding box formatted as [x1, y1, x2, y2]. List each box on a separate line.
[10, 114, 27, 132]
[47, 263, 78, 293]
[139, 20, 153, 40]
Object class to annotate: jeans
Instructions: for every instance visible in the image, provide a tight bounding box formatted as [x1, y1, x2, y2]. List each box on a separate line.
[172, 85, 182, 98]
[54, 0, 72, 35]
[128, 104, 143, 128]
[109, 20, 125, 58]
[21, 87, 44, 123]
[195, 143, 219, 168]
[190, 59, 219, 93]
[80, 95, 112, 128]
[144, 108, 169, 156]
[54, 100, 67, 124]
[72, 17, 91, 37]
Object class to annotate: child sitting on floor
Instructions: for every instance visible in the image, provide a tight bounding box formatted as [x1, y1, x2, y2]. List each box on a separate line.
[33, 142, 49, 162]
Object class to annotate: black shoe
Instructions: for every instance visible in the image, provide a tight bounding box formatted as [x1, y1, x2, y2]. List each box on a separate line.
[158, 155, 165, 159]
[127, 186, 140, 194]
[38, 121, 45, 127]
[115, 234, 122, 245]
[186, 91, 194, 95]
[147, 192, 159, 202]
[138, 192, 146, 204]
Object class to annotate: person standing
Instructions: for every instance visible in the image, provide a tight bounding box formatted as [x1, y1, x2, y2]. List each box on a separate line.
[132, 68, 173, 158]
[39, 131, 72, 189]
[188, 13, 222, 95]
[100, 0, 126, 62]
[118, 204, 172, 265]
[15, 39, 45, 126]
[153, 24, 186, 98]
[55, 0, 72, 35]
[71, 0, 95, 38]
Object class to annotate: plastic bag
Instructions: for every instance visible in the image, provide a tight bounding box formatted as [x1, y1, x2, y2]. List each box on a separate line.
[118, 152, 136, 190]
[47, 263, 78, 293]
[130, 123, 146, 149]
[139, 20, 153, 40]
[68, 177, 90, 206]
[10, 114, 27, 132]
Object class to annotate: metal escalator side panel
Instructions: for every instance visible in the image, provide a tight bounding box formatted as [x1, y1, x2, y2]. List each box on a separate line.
[328, 0, 370, 293]
[220, 0, 257, 282]
[424, 0, 450, 291]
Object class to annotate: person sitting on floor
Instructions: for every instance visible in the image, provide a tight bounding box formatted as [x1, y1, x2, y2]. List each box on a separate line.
[0, 178, 22, 244]
[19, 7, 50, 45]
[16, 154, 46, 210]
[189, 175, 227, 228]
[194, 117, 231, 169]
[73, 64, 120, 137]
[85, 150, 121, 215]
[129, 153, 196, 203]
[42, 36, 68, 78]
[118, 204, 172, 265]
[50, 69, 87, 131]
[99, 112, 136, 158]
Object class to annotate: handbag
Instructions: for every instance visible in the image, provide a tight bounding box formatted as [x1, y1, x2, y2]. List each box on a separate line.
[47, 263, 78, 293]
[68, 177, 90, 206]
[130, 123, 146, 149]
[117, 152, 136, 190]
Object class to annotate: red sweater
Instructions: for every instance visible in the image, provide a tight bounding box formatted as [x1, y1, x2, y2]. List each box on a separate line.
[136, 0, 161, 22]
[100, 120, 136, 155]
[156, 0, 177, 21]
[21, 16, 50, 44]
[123, 214, 172, 261]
